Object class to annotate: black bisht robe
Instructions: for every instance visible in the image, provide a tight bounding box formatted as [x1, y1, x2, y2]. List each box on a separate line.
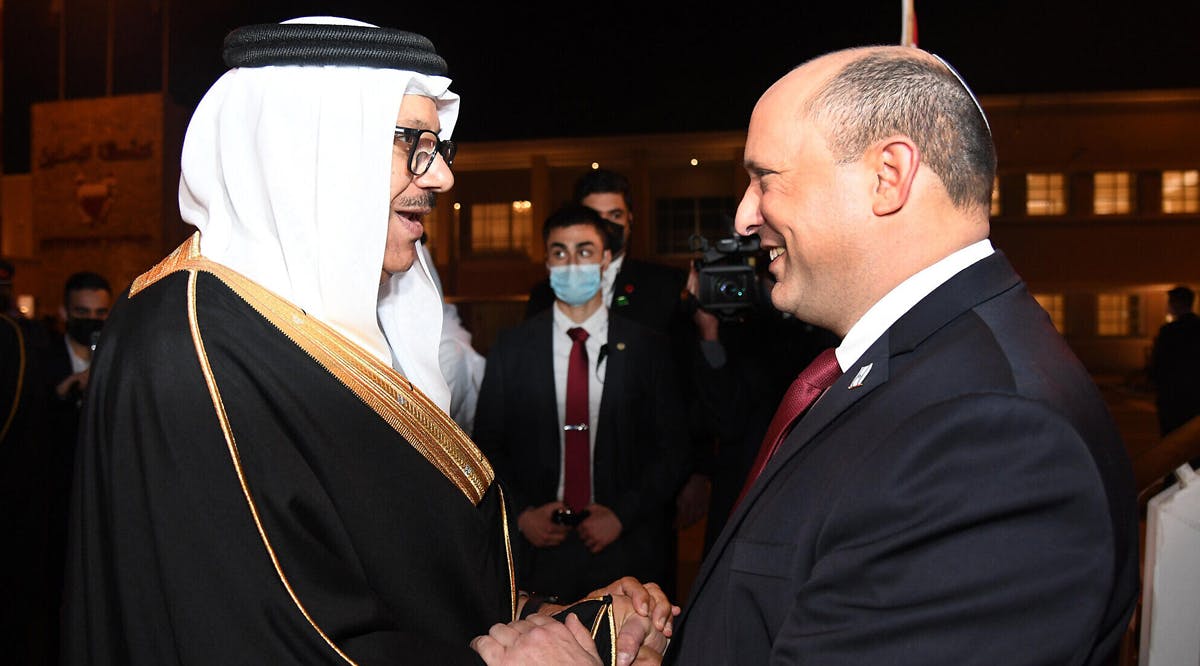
[64, 236, 515, 665]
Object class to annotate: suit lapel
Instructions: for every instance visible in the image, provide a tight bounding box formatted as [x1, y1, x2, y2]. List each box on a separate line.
[610, 261, 636, 311]
[770, 341, 890, 475]
[596, 315, 626, 454]
[526, 311, 561, 470]
[684, 337, 891, 607]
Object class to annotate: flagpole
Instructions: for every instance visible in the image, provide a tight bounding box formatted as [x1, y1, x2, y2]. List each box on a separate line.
[105, 0, 115, 96]
[161, 0, 170, 94]
[58, 0, 66, 99]
[0, 0, 5, 176]
[901, 0, 917, 47]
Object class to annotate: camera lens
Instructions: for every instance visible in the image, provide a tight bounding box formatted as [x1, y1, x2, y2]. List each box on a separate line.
[717, 280, 746, 299]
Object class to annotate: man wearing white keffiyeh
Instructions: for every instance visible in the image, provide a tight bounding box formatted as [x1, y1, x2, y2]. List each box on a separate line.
[63, 17, 674, 666]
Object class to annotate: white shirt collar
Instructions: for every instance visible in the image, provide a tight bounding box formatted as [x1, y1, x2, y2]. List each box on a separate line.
[602, 254, 625, 307]
[553, 301, 609, 341]
[836, 239, 994, 371]
[65, 337, 89, 374]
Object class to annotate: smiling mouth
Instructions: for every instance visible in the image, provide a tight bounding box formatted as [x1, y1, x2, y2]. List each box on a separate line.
[393, 209, 428, 228]
[768, 247, 786, 262]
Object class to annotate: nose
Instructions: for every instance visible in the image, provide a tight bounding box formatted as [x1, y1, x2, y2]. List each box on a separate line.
[416, 154, 454, 192]
[734, 182, 761, 237]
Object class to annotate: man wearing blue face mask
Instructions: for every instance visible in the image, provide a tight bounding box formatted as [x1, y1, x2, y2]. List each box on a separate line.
[475, 204, 690, 603]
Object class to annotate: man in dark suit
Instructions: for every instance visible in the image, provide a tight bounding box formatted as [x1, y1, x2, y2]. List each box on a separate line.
[40, 271, 112, 663]
[476, 204, 690, 602]
[478, 45, 1138, 666]
[527, 170, 712, 543]
[44, 272, 112, 412]
[1149, 285, 1200, 436]
[665, 46, 1139, 665]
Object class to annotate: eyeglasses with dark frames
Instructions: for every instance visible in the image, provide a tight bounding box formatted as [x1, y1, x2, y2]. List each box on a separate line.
[394, 126, 457, 176]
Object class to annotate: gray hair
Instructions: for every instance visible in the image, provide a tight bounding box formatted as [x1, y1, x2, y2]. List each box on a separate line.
[804, 51, 996, 212]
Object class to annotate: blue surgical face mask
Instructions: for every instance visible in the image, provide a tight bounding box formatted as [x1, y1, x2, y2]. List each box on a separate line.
[549, 264, 602, 306]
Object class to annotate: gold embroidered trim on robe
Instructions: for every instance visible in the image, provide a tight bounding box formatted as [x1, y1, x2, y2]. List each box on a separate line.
[498, 486, 517, 620]
[594, 601, 616, 665]
[133, 233, 495, 504]
[550, 596, 618, 665]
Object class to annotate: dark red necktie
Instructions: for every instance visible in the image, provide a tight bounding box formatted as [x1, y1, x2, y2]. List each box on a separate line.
[563, 327, 591, 511]
[735, 348, 842, 508]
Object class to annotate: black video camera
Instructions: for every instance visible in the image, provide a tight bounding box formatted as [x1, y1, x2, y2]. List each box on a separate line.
[691, 233, 762, 317]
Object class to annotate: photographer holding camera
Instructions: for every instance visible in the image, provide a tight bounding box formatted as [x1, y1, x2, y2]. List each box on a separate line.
[687, 233, 837, 549]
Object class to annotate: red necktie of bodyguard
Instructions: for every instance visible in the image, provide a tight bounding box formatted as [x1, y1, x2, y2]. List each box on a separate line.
[563, 327, 591, 511]
[735, 348, 842, 508]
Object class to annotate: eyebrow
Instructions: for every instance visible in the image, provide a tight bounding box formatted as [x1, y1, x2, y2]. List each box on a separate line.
[396, 118, 437, 132]
[548, 240, 597, 250]
[743, 160, 777, 177]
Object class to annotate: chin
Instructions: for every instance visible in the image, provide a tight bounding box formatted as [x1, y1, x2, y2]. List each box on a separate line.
[769, 286, 801, 319]
[382, 253, 417, 275]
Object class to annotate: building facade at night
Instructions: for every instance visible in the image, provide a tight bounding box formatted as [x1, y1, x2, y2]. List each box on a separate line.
[428, 88, 1200, 374]
[2, 88, 1198, 373]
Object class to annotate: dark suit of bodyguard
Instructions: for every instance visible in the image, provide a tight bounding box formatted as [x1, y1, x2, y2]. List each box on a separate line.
[477, 206, 689, 602]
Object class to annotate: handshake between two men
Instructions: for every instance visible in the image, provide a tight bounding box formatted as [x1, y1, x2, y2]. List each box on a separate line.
[472, 576, 678, 666]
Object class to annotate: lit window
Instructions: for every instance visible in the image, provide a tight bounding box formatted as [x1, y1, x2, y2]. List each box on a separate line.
[990, 176, 1000, 216]
[470, 201, 533, 254]
[1096, 293, 1141, 337]
[1026, 173, 1066, 216]
[1093, 172, 1133, 215]
[1033, 293, 1065, 333]
[1162, 170, 1199, 213]
[654, 196, 737, 253]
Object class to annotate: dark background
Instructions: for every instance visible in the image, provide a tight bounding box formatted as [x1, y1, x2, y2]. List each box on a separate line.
[4, 0, 1199, 172]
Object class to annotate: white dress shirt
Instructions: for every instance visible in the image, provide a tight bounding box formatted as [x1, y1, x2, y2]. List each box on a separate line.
[601, 254, 624, 308]
[836, 240, 995, 372]
[66, 337, 90, 374]
[552, 303, 609, 503]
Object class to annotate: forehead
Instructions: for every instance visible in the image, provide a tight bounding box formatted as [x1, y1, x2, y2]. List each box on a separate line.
[395, 94, 440, 130]
[581, 192, 628, 213]
[548, 222, 604, 246]
[68, 288, 111, 307]
[746, 67, 837, 165]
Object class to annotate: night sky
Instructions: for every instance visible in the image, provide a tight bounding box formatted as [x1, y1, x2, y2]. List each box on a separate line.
[4, 0, 1199, 171]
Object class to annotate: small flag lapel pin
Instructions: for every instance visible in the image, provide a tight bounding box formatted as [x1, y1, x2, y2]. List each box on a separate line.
[849, 363, 873, 389]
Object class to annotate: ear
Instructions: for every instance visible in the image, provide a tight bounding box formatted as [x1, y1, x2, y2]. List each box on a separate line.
[59, 305, 68, 321]
[601, 248, 612, 273]
[870, 137, 919, 217]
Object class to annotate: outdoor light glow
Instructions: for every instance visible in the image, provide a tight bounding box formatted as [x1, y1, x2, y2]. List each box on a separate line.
[16, 295, 35, 317]
[690, 158, 699, 166]
[453, 202, 461, 210]
[591, 162, 599, 170]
